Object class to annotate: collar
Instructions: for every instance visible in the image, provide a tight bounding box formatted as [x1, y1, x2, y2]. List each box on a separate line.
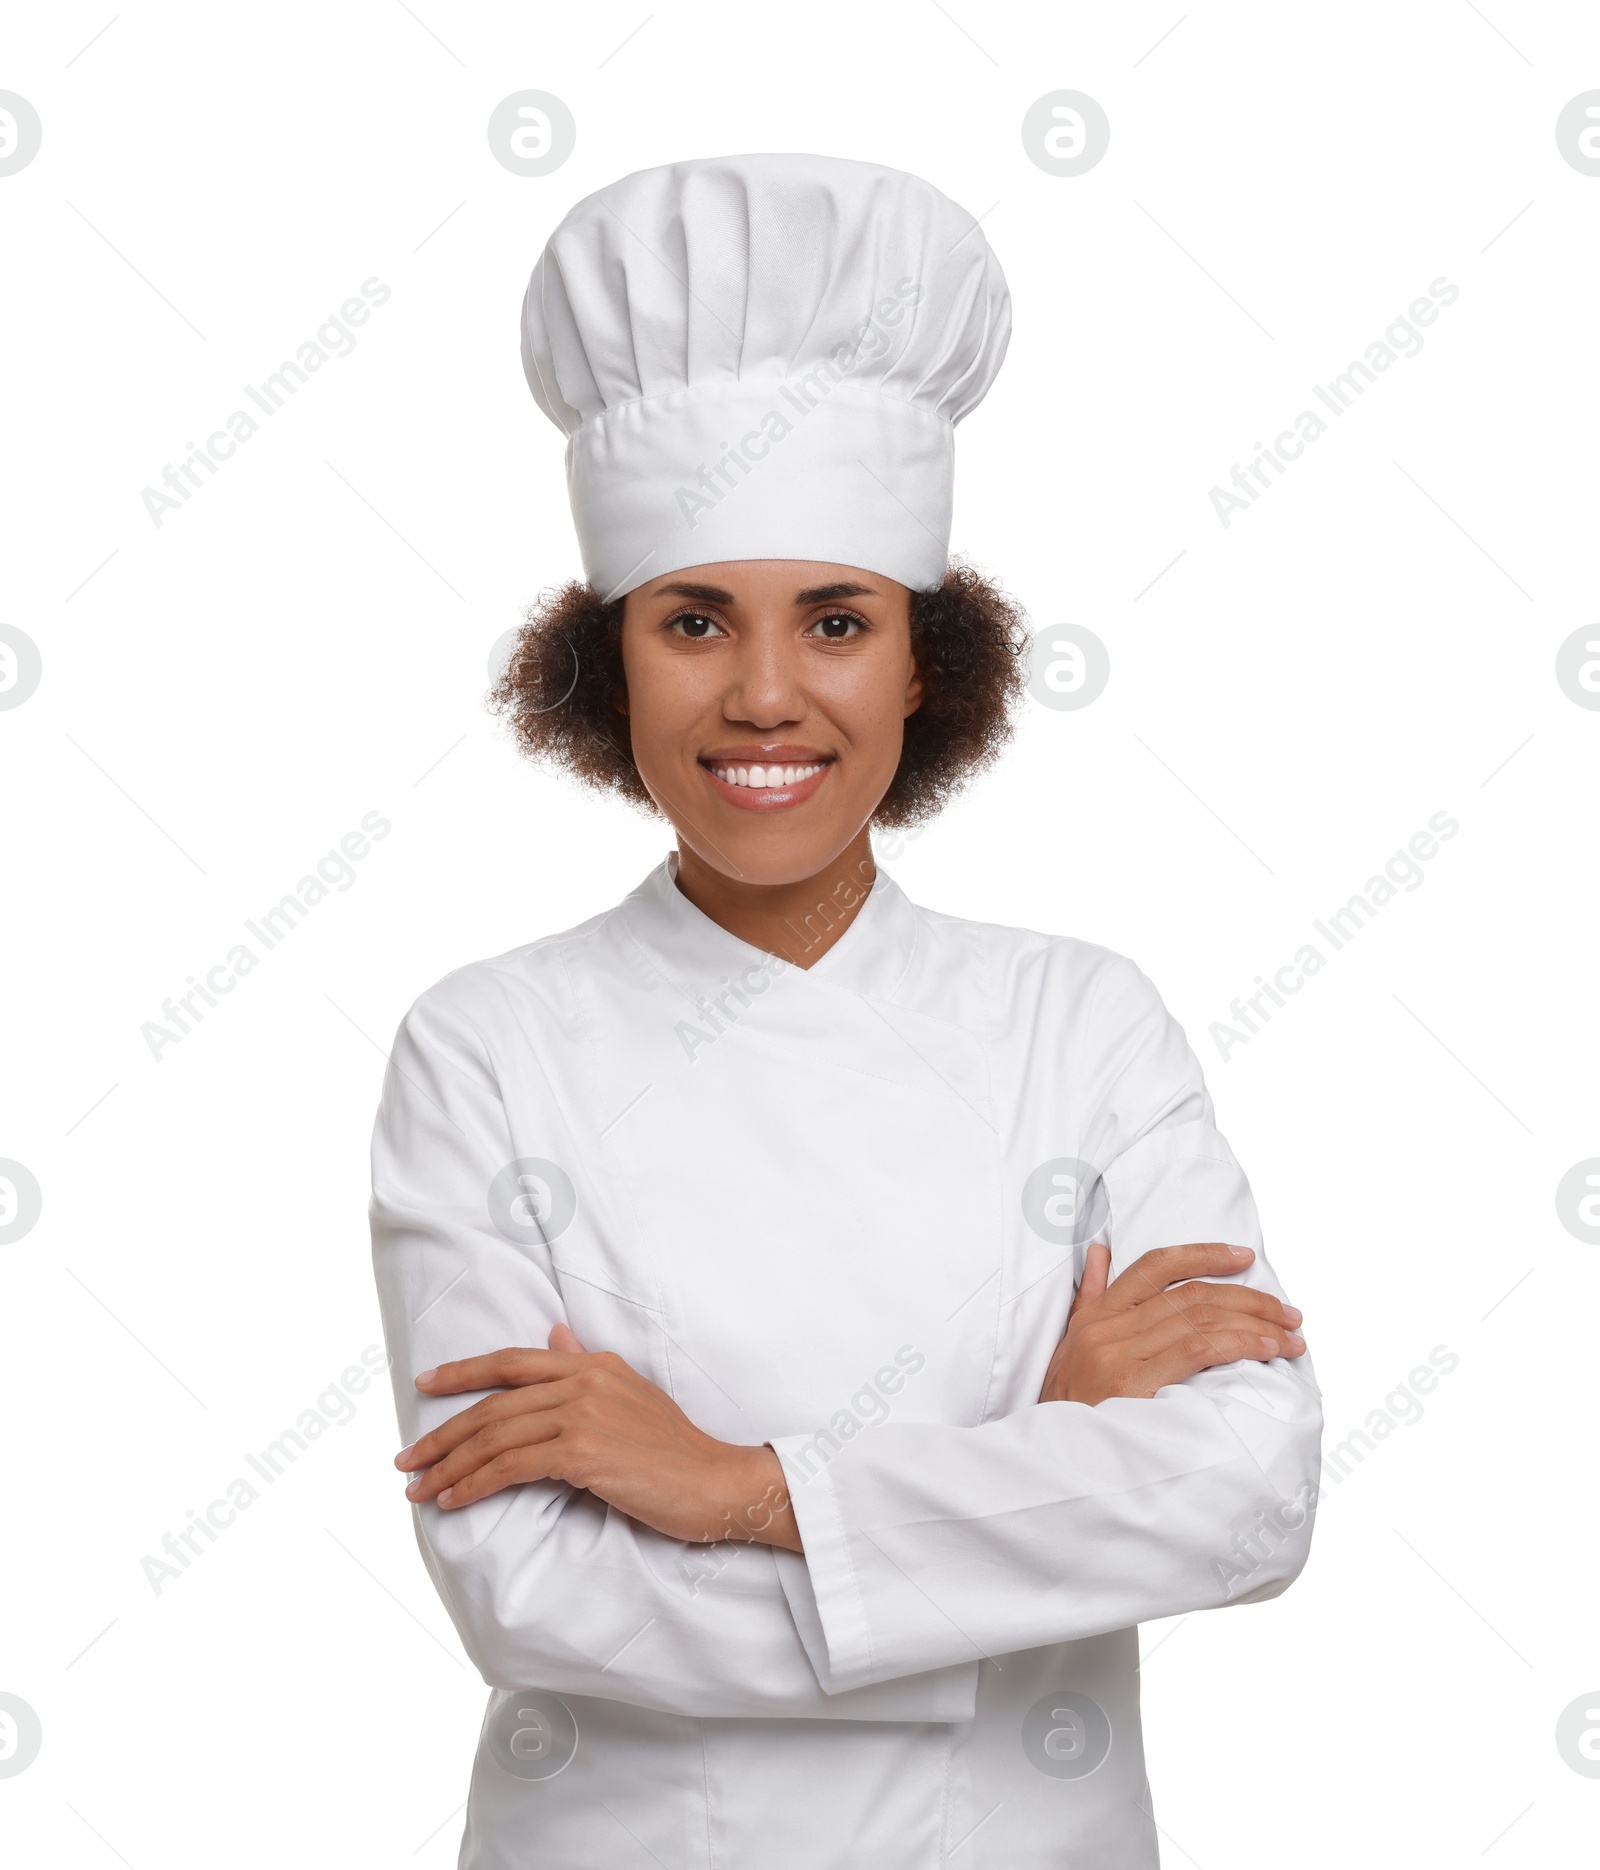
[615, 848, 922, 1008]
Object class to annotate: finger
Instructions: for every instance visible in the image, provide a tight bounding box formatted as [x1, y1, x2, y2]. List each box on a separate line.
[548, 1322, 587, 1354]
[1088, 1281, 1301, 1355]
[415, 1348, 588, 1395]
[439, 1441, 568, 1509]
[1137, 1279, 1302, 1331]
[1131, 1323, 1308, 1393]
[406, 1411, 563, 1502]
[397, 1377, 584, 1471]
[1097, 1243, 1254, 1315]
[1126, 1305, 1306, 1362]
[1067, 1243, 1111, 1321]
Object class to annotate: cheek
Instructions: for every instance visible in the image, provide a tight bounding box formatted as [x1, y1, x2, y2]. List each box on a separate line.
[619, 639, 699, 753]
[816, 654, 914, 759]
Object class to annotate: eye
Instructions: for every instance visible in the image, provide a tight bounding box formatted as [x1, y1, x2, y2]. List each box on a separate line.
[808, 610, 868, 641]
[665, 609, 727, 639]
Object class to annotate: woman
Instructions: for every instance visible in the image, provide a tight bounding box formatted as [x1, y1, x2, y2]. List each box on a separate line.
[371, 153, 1321, 1869]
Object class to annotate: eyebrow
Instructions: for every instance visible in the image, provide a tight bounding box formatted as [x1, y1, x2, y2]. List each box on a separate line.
[654, 580, 876, 606]
[795, 581, 874, 604]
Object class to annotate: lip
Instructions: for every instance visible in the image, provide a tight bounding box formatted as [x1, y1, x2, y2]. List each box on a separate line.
[698, 749, 836, 813]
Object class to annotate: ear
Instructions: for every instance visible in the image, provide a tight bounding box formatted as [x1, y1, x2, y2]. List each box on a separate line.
[901, 590, 924, 717]
[614, 594, 632, 716]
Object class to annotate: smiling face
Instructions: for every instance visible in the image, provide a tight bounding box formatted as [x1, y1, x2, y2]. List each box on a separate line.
[619, 561, 924, 888]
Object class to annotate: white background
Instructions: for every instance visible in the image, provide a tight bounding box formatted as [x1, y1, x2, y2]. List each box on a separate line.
[3, 2, 1597, 1863]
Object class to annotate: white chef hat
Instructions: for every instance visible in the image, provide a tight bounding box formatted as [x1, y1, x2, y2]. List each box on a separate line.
[521, 152, 1011, 601]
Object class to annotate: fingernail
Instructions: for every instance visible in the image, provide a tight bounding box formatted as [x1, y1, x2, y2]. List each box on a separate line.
[1229, 1246, 1253, 1260]
[1259, 1335, 1280, 1355]
[405, 1477, 424, 1499]
[437, 1486, 456, 1507]
[415, 1368, 438, 1387]
[396, 1443, 417, 1465]
[1284, 1330, 1305, 1348]
[1283, 1306, 1303, 1326]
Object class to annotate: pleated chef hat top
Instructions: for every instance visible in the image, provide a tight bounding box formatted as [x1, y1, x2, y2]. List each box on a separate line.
[521, 152, 1011, 601]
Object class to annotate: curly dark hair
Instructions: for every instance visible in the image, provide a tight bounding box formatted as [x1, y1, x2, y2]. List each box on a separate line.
[489, 559, 1030, 828]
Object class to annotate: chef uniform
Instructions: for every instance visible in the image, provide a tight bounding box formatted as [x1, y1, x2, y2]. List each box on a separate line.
[370, 154, 1322, 1869]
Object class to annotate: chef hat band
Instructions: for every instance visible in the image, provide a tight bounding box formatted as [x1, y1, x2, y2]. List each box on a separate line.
[521, 153, 1012, 601]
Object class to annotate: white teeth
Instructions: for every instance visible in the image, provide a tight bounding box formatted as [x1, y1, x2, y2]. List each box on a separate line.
[709, 761, 827, 788]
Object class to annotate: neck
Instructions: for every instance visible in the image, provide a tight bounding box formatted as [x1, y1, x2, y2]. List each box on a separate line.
[672, 830, 878, 968]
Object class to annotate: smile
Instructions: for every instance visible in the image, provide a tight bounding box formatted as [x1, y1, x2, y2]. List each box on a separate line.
[698, 753, 835, 811]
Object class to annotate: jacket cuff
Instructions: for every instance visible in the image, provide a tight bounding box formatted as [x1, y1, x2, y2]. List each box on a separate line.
[772, 1433, 923, 1695]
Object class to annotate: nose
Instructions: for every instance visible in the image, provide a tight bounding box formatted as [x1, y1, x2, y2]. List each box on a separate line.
[723, 616, 805, 729]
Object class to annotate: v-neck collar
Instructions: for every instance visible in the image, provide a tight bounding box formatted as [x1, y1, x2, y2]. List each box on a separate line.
[615, 849, 921, 1005]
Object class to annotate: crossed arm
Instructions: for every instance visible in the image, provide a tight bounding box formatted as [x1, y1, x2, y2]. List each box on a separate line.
[394, 1239, 1307, 1554]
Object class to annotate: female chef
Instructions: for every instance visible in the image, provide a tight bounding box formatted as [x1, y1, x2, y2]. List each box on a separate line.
[372, 153, 1322, 1869]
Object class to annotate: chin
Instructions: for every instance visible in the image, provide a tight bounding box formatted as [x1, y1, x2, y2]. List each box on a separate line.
[648, 758, 885, 888]
[698, 828, 857, 889]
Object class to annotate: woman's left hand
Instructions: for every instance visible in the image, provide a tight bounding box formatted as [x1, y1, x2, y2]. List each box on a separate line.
[394, 1325, 802, 1550]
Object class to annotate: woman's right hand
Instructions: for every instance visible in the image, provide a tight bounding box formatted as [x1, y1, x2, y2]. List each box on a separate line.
[1038, 1242, 1306, 1406]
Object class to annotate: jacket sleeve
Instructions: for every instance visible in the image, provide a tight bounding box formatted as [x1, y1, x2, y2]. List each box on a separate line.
[369, 980, 978, 1721]
[767, 953, 1324, 1694]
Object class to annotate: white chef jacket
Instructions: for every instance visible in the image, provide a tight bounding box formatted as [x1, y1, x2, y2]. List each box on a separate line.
[370, 853, 1322, 1869]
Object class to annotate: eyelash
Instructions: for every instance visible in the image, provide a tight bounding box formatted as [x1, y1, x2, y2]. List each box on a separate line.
[809, 610, 869, 641]
[662, 608, 870, 640]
